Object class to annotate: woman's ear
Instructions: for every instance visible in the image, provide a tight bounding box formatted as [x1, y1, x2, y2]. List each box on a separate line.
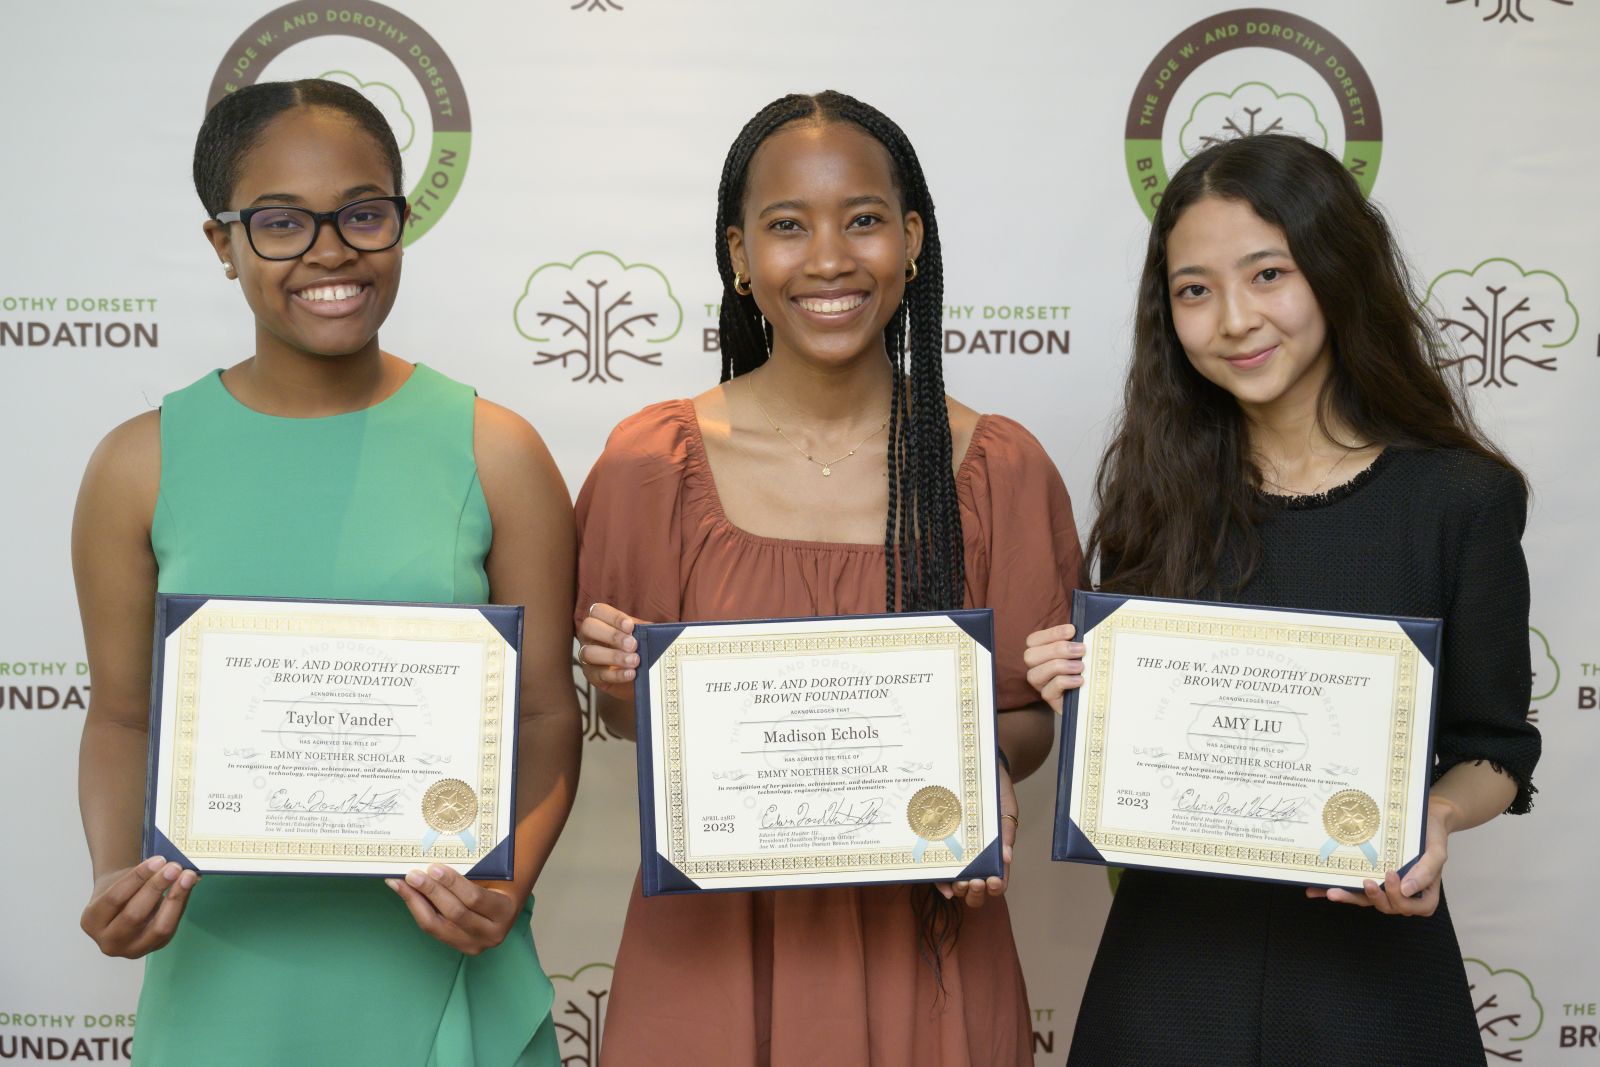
[203, 219, 236, 277]
[903, 210, 924, 267]
[726, 225, 747, 280]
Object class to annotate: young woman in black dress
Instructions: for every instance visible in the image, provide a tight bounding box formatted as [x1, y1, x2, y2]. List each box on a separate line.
[1023, 134, 1539, 1065]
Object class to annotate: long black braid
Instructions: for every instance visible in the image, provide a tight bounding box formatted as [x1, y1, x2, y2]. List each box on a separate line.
[713, 91, 967, 979]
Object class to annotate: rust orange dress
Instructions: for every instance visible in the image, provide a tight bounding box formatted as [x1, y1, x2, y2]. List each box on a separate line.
[574, 400, 1082, 1067]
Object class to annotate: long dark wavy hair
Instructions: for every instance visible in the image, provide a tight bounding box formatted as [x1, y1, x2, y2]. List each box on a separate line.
[713, 91, 966, 974]
[1089, 134, 1524, 598]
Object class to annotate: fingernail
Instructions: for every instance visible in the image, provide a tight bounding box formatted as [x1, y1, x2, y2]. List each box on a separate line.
[385, 878, 400, 892]
[405, 870, 426, 887]
[146, 856, 165, 871]
[624, 637, 637, 651]
[163, 864, 180, 881]
[624, 669, 636, 679]
[1400, 880, 1416, 896]
[627, 654, 639, 667]
[179, 871, 198, 889]
[1068, 643, 1086, 656]
[428, 866, 447, 879]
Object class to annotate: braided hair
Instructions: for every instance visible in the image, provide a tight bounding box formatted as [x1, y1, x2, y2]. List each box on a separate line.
[713, 91, 966, 976]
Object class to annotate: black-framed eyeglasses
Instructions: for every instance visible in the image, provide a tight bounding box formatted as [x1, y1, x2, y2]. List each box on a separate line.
[213, 195, 409, 260]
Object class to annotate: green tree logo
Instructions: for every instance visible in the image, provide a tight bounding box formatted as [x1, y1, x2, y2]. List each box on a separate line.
[549, 962, 613, 1065]
[1464, 959, 1542, 1060]
[208, 2, 471, 246]
[1447, 0, 1574, 24]
[1122, 10, 1383, 219]
[1425, 258, 1579, 387]
[515, 251, 683, 385]
[1179, 82, 1328, 158]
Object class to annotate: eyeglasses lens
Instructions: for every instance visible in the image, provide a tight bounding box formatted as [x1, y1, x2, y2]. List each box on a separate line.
[247, 199, 402, 258]
[337, 199, 402, 250]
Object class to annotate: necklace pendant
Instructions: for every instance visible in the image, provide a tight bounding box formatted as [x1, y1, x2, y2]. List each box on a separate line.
[821, 465, 832, 477]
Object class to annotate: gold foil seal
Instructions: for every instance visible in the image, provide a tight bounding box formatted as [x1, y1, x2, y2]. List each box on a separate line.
[422, 778, 477, 835]
[1322, 789, 1380, 846]
[907, 785, 962, 841]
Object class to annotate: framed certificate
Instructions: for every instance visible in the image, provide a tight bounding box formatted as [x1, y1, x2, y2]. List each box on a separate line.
[1051, 592, 1441, 889]
[144, 594, 521, 878]
[635, 610, 1003, 895]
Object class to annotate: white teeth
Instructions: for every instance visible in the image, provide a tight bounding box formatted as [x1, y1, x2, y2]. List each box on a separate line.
[797, 294, 865, 314]
[297, 284, 365, 302]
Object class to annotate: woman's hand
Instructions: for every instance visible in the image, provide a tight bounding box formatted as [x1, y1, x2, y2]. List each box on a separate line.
[80, 856, 199, 958]
[577, 603, 651, 704]
[388, 866, 522, 955]
[941, 764, 1019, 908]
[1023, 623, 1085, 714]
[1308, 795, 1456, 916]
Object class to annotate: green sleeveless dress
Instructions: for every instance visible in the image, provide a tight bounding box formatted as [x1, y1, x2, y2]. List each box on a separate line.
[140, 364, 557, 1067]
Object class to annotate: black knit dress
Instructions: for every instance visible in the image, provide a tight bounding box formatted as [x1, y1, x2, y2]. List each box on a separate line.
[1067, 448, 1540, 1067]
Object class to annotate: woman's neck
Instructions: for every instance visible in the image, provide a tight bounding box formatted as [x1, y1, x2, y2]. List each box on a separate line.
[752, 342, 895, 426]
[228, 334, 401, 417]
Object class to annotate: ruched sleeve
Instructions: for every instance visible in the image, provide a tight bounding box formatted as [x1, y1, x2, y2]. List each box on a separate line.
[959, 416, 1085, 710]
[1433, 460, 1540, 813]
[573, 402, 695, 630]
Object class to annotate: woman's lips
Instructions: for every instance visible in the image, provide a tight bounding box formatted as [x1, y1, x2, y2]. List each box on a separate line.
[791, 291, 869, 325]
[1224, 344, 1278, 370]
[291, 283, 372, 318]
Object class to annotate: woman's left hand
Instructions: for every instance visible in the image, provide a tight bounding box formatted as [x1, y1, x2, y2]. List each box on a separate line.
[388, 866, 522, 955]
[1308, 795, 1455, 916]
[940, 764, 1018, 909]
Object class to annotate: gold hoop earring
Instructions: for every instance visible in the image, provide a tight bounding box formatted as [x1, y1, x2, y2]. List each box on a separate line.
[733, 272, 752, 297]
[905, 258, 918, 283]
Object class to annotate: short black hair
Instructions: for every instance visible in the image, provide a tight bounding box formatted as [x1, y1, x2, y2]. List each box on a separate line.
[193, 79, 404, 217]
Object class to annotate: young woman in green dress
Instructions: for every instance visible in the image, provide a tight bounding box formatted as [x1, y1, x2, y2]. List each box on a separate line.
[71, 80, 579, 1066]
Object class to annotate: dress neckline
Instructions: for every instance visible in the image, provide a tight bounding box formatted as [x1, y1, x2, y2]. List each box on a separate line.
[676, 398, 989, 552]
[1256, 447, 1394, 510]
[207, 361, 422, 422]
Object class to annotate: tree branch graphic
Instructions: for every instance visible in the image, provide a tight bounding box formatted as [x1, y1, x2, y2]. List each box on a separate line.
[515, 251, 684, 384]
[1427, 259, 1578, 388]
[1447, 0, 1572, 24]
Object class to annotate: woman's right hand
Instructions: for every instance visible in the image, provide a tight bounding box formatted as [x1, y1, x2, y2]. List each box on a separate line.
[1023, 623, 1086, 714]
[80, 856, 199, 958]
[577, 602, 652, 704]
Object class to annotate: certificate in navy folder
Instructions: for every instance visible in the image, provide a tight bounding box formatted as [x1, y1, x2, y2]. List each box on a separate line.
[145, 594, 521, 879]
[1051, 591, 1441, 889]
[635, 610, 1004, 895]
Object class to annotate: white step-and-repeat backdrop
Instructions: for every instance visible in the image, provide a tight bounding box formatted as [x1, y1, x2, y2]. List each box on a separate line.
[4, 1, 1595, 1062]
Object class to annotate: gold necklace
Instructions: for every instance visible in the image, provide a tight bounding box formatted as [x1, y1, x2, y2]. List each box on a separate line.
[751, 389, 889, 477]
[1259, 444, 1357, 496]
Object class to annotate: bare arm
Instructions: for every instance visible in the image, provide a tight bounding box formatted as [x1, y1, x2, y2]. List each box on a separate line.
[73, 412, 199, 955]
[476, 399, 583, 899]
[996, 701, 1055, 783]
[391, 399, 583, 951]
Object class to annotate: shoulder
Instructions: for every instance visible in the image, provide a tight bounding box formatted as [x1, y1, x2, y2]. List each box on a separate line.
[960, 411, 1059, 483]
[1390, 447, 1526, 517]
[596, 399, 698, 470]
[472, 397, 568, 504]
[79, 410, 161, 523]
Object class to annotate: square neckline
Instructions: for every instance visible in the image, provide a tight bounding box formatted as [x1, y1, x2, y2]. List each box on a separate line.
[675, 397, 988, 553]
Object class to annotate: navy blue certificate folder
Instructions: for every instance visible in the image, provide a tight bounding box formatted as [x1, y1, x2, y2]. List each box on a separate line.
[635, 609, 1004, 896]
[1051, 590, 1442, 889]
[145, 593, 521, 880]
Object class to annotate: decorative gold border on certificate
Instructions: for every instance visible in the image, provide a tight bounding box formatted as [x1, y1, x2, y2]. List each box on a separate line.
[659, 625, 984, 877]
[1077, 608, 1421, 876]
[166, 608, 508, 864]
